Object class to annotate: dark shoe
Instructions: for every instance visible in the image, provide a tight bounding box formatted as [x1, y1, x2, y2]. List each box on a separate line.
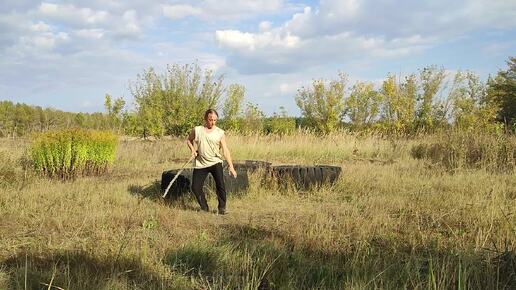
[217, 209, 226, 215]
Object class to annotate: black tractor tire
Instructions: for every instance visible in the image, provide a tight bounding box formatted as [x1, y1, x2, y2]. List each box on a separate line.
[161, 161, 256, 198]
[271, 165, 342, 190]
[160, 168, 193, 198]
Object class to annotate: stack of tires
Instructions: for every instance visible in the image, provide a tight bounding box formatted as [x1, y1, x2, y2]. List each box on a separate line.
[160, 160, 271, 198]
[160, 160, 342, 198]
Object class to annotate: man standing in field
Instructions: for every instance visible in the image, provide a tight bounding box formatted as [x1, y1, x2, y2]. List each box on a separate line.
[187, 109, 237, 215]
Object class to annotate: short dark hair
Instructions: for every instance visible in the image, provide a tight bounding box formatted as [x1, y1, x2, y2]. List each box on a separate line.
[204, 108, 218, 120]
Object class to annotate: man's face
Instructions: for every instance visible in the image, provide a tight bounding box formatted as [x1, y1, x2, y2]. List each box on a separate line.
[205, 113, 217, 128]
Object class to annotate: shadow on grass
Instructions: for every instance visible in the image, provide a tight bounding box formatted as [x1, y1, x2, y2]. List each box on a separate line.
[164, 223, 516, 289]
[127, 180, 201, 212]
[2, 250, 173, 290]
[127, 180, 162, 200]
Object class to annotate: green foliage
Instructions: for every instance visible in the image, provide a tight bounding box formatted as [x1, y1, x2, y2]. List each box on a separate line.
[241, 102, 265, 134]
[222, 84, 245, 131]
[450, 71, 498, 131]
[0, 100, 113, 137]
[264, 117, 296, 135]
[487, 56, 516, 127]
[104, 94, 126, 133]
[2, 59, 515, 138]
[380, 74, 417, 133]
[29, 129, 118, 179]
[262, 107, 296, 135]
[295, 73, 347, 133]
[345, 81, 382, 127]
[130, 63, 224, 137]
[416, 66, 447, 130]
[411, 131, 516, 172]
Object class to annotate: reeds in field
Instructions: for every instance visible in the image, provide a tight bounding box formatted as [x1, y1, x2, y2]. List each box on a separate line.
[28, 129, 118, 179]
[411, 131, 516, 172]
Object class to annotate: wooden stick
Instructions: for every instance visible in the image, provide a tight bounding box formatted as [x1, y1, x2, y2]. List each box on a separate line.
[162, 155, 195, 198]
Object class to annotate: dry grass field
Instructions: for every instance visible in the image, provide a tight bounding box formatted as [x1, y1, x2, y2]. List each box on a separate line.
[0, 131, 515, 289]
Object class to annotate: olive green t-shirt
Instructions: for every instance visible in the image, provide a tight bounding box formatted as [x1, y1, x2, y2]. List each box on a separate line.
[194, 125, 224, 169]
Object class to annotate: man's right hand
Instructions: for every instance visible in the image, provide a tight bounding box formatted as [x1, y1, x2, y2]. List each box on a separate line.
[191, 150, 198, 158]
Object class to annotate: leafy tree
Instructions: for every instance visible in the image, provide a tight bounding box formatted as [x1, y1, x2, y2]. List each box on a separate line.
[104, 94, 126, 133]
[416, 66, 446, 130]
[264, 107, 296, 135]
[130, 63, 224, 137]
[380, 74, 417, 133]
[295, 73, 348, 133]
[449, 71, 496, 130]
[222, 84, 245, 131]
[242, 102, 264, 134]
[75, 113, 86, 128]
[0, 101, 15, 137]
[487, 56, 516, 127]
[345, 81, 382, 127]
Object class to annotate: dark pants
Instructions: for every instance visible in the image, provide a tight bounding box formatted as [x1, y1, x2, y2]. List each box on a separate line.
[192, 162, 226, 212]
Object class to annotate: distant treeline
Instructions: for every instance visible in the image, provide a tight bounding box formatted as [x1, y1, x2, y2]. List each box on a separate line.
[1, 57, 515, 137]
[0, 102, 113, 137]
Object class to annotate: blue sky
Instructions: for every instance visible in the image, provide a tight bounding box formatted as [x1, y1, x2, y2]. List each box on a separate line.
[1, 0, 515, 116]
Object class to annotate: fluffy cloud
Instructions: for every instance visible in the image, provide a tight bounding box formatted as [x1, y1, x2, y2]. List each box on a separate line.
[216, 0, 516, 74]
[38, 2, 108, 26]
[162, 0, 285, 21]
[162, 4, 202, 20]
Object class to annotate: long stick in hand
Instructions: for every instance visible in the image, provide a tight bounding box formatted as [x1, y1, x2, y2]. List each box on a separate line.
[162, 155, 195, 198]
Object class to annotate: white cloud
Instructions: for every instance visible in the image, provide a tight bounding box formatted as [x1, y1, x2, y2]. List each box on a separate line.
[216, 29, 300, 51]
[216, 27, 431, 74]
[162, 4, 202, 20]
[74, 28, 104, 39]
[216, 0, 516, 74]
[259, 21, 272, 32]
[38, 2, 109, 26]
[29, 21, 51, 32]
[215, 30, 255, 50]
[113, 9, 141, 38]
[162, 0, 287, 21]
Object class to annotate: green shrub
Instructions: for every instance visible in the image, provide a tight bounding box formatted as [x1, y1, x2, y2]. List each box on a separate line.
[411, 131, 516, 172]
[263, 117, 296, 135]
[29, 129, 118, 179]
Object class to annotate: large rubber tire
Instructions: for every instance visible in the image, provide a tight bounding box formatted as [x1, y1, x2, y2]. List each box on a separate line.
[160, 168, 193, 198]
[271, 165, 342, 190]
[161, 162, 253, 198]
[316, 165, 342, 184]
[226, 160, 271, 173]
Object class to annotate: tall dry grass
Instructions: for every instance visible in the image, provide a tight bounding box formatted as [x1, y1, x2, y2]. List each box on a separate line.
[0, 130, 515, 289]
[411, 130, 516, 172]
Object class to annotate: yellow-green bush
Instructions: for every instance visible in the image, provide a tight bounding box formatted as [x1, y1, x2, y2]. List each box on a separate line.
[29, 129, 118, 179]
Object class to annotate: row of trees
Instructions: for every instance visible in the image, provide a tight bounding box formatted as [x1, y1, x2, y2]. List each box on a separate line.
[1, 57, 514, 137]
[296, 67, 501, 134]
[0, 101, 116, 137]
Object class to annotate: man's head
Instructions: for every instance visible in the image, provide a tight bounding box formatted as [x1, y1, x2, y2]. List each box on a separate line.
[204, 109, 218, 129]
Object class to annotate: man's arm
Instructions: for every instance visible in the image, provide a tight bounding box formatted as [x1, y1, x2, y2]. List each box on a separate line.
[186, 128, 197, 158]
[220, 135, 237, 178]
